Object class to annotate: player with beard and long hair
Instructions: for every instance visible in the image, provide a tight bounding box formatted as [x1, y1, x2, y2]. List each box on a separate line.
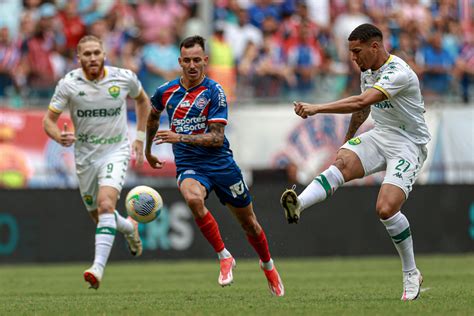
[43, 35, 151, 289]
[280, 24, 430, 301]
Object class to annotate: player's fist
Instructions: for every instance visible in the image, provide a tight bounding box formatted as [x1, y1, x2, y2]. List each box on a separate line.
[293, 101, 318, 119]
[145, 152, 165, 169]
[59, 123, 75, 147]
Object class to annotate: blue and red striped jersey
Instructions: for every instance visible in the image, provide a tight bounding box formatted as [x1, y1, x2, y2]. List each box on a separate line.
[150, 77, 235, 173]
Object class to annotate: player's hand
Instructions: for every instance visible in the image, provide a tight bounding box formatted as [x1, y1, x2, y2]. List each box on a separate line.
[154, 130, 180, 144]
[145, 152, 165, 169]
[293, 101, 318, 119]
[132, 140, 144, 167]
[59, 123, 75, 147]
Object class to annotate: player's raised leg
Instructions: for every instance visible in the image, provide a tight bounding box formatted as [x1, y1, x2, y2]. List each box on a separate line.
[114, 210, 142, 257]
[281, 149, 362, 223]
[377, 184, 422, 300]
[84, 186, 118, 289]
[229, 203, 285, 297]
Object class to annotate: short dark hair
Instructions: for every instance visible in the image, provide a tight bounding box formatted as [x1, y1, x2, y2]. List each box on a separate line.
[348, 24, 383, 43]
[180, 35, 206, 51]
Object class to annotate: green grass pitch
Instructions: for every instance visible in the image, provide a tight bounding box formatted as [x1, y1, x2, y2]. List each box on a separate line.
[0, 254, 473, 315]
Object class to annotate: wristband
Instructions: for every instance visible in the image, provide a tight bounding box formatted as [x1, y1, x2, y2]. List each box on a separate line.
[136, 130, 146, 142]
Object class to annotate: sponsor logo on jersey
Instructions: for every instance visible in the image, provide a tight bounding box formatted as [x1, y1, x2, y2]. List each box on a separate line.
[348, 137, 361, 145]
[76, 106, 121, 117]
[77, 133, 123, 145]
[180, 100, 191, 108]
[172, 116, 207, 133]
[108, 85, 120, 99]
[374, 100, 394, 109]
[83, 195, 93, 206]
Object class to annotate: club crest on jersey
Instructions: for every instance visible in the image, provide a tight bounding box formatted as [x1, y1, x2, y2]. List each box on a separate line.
[180, 100, 191, 108]
[83, 195, 93, 206]
[108, 85, 120, 99]
[195, 96, 208, 109]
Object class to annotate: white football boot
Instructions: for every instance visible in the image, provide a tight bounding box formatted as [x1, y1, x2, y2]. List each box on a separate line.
[125, 216, 143, 257]
[83, 265, 103, 290]
[401, 268, 423, 301]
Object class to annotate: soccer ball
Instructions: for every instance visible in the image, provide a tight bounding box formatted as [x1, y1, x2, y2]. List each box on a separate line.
[125, 185, 163, 223]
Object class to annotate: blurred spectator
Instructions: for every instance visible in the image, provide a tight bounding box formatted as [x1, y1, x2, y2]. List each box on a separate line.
[454, 35, 474, 103]
[287, 22, 323, 98]
[224, 6, 263, 63]
[0, 26, 22, 98]
[0, 0, 22, 38]
[22, 3, 65, 100]
[236, 41, 259, 100]
[208, 23, 236, 102]
[395, 0, 431, 38]
[140, 28, 180, 95]
[58, 1, 86, 52]
[136, 0, 187, 43]
[419, 31, 456, 99]
[248, 0, 281, 29]
[0, 125, 31, 188]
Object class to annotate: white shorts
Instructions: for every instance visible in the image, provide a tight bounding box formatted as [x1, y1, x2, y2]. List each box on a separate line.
[76, 150, 130, 212]
[341, 129, 428, 198]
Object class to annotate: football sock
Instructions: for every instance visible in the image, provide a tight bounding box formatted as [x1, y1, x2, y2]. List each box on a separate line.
[217, 248, 232, 260]
[299, 165, 345, 210]
[114, 210, 134, 235]
[261, 258, 274, 271]
[247, 230, 271, 263]
[93, 213, 116, 270]
[195, 211, 225, 253]
[381, 211, 416, 272]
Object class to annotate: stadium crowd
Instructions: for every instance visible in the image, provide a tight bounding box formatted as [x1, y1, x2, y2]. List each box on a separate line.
[0, 0, 472, 107]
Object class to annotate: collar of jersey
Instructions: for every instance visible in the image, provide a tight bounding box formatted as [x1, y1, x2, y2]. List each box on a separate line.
[81, 67, 108, 83]
[179, 75, 206, 91]
[371, 54, 393, 75]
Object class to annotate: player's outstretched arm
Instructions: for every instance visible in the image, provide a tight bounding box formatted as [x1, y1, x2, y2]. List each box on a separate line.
[154, 122, 225, 147]
[145, 109, 165, 169]
[132, 90, 151, 167]
[293, 88, 386, 118]
[42, 110, 75, 147]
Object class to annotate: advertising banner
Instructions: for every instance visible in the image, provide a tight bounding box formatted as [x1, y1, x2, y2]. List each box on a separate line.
[0, 185, 472, 263]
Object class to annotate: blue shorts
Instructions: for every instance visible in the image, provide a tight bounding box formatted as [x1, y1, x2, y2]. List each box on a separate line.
[177, 164, 252, 208]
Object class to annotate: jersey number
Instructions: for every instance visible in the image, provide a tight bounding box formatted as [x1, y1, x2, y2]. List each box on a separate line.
[395, 159, 411, 172]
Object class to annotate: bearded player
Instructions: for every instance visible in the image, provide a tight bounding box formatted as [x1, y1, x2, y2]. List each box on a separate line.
[43, 35, 151, 289]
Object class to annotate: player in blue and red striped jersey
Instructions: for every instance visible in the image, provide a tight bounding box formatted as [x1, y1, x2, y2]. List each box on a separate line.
[144, 35, 284, 297]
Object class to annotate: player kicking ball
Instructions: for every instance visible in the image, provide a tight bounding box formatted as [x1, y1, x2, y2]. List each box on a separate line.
[281, 24, 429, 301]
[145, 35, 284, 296]
[43, 35, 151, 289]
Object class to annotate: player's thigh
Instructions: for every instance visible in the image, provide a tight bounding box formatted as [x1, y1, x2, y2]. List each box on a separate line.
[177, 172, 211, 217]
[76, 165, 100, 212]
[212, 164, 252, 208]
[97, 185, 120, 214]
[382, 137, 427, 199]
[340, 131, 386, 180]
[97, 153, 130, 195]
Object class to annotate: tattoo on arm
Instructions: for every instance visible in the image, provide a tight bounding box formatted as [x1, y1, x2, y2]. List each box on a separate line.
[146, 110, 161, 151]
[344, 106, 371, 142]
[179, 123, 225, 147]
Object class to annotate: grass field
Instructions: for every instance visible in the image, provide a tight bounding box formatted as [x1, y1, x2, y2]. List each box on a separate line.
[0, 254, 473, 315]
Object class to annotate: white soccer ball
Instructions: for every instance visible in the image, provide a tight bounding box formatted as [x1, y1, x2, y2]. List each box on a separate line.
[125, 185, 163, 223]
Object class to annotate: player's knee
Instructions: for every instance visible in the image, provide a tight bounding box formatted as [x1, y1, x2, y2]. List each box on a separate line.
[241, 218, 261, 236]
[375, 200, 398, 220]
[185, 196, 205, 213]
[97, 199, 114, 214]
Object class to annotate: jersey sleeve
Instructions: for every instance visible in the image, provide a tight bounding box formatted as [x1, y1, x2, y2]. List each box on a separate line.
[208, 83, 228, 125]
[48, 78, 70, 113]
[373, 67, 409, 98]
[150, 86, 164, 112]
[124, 69, 142, 99]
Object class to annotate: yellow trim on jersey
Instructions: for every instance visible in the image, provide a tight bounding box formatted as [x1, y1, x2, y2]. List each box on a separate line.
[133, 88, 144, 100]
[373, 85, 390, 98]
[384, 55, 393, 66]
[48, 105, 62, 114]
